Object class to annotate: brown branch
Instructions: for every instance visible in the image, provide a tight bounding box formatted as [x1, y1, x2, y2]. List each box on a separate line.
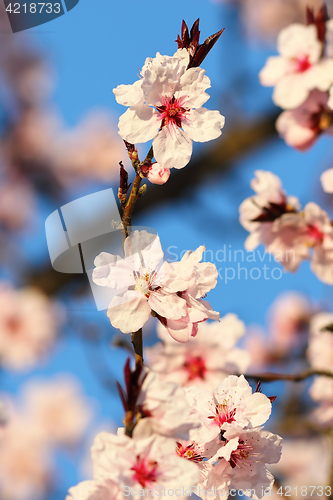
[131, 328, 143, 366]
[243, 369, 333, 383]
[122, 173, 142, 237]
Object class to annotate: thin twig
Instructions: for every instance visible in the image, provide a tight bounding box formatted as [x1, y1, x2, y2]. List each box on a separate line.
[131, 328, 143, 366]
[243, 369, 333, 383]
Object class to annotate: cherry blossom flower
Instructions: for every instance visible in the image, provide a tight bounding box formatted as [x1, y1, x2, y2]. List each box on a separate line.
[90, 429, 199, 499]
[114, 49, 225, 170]
[239, 170, 300, 252]
[241, 172, 333, 282]
[269, 203, 333, 281]
[92, 230, 187, 334]
[134, 369, 198, 440]
[93, 233, 219, 340]
[211, 426, 282, 499]
[20, 374, 93, 446]
[185, 375, 272, 443]
[276, 89, 333, 150]
[146, 314, 250, 389]
[0, 283, 61, 372]
[259, 23, 324, 109]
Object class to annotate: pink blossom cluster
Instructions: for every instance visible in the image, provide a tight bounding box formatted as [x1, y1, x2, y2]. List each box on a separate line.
[67, 369, 282, 500]
[0, 374, 92, 500]
[0, 283, 62, 372]
[92, 230, 219, 342]
[239, 170, 333, 284]
[259, 7, 333, 150]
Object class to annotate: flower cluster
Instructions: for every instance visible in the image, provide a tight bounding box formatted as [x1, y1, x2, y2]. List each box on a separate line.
[67, 368, 282, 500]
[92, 230, 219, 342]
[259, 7, 333, 150]
[239, 170, 333, 284]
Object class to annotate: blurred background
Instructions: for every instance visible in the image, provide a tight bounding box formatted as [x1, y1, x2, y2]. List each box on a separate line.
[1, 0, 333, 498]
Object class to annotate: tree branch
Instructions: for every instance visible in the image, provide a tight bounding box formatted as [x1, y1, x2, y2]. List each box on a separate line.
[243, 369, 333, 383]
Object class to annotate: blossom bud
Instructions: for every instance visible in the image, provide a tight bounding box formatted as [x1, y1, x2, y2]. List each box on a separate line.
[147, 162, 170, 185]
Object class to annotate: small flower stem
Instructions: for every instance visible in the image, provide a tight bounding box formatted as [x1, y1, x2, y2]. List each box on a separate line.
[131, 328, 143, 366]
[243, 369, 333, 383]
[122, 174, 142, 237]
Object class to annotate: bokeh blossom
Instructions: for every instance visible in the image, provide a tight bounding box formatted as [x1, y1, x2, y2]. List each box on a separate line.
[0, 283, 61, 371]
[146, 314, 250, 389]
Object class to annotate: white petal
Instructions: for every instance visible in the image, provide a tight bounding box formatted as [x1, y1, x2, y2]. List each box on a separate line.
[177, 67, 211, 108]
[124, 230, 163, 271]
[182, 108, 225, 143]
[277, 24, 321, 63]
[107, 292, 151, 333]
[153, 127, 192, 170]
[113, 79, 143, 106]
[118, 105, 160, 144]
[149, 290, 187, 320]
[273, 74, 310, 109]
[259, 56, 291, 86]
[93, 254, 135, 289]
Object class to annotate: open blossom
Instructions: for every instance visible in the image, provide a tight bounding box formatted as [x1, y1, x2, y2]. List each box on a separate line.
[89, 428, 199, 499]
[276, 89, 333, 150]
[146, 314, 250, 390]
[267, 203, 333, 281]
[113, 49, 225, 170]
[93, 231, 218, 341]
[211, 427, 282, 499]
[185, 375, 272, 443]
[240, 171, 333, 283]
[0, 283, 61, 371]
[21, 374, 93, 446]
[92, 230, 187, 334]
[259, 23, 324, 109]
[239, 170, 300, 252]
[135, 369, 198, 440]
